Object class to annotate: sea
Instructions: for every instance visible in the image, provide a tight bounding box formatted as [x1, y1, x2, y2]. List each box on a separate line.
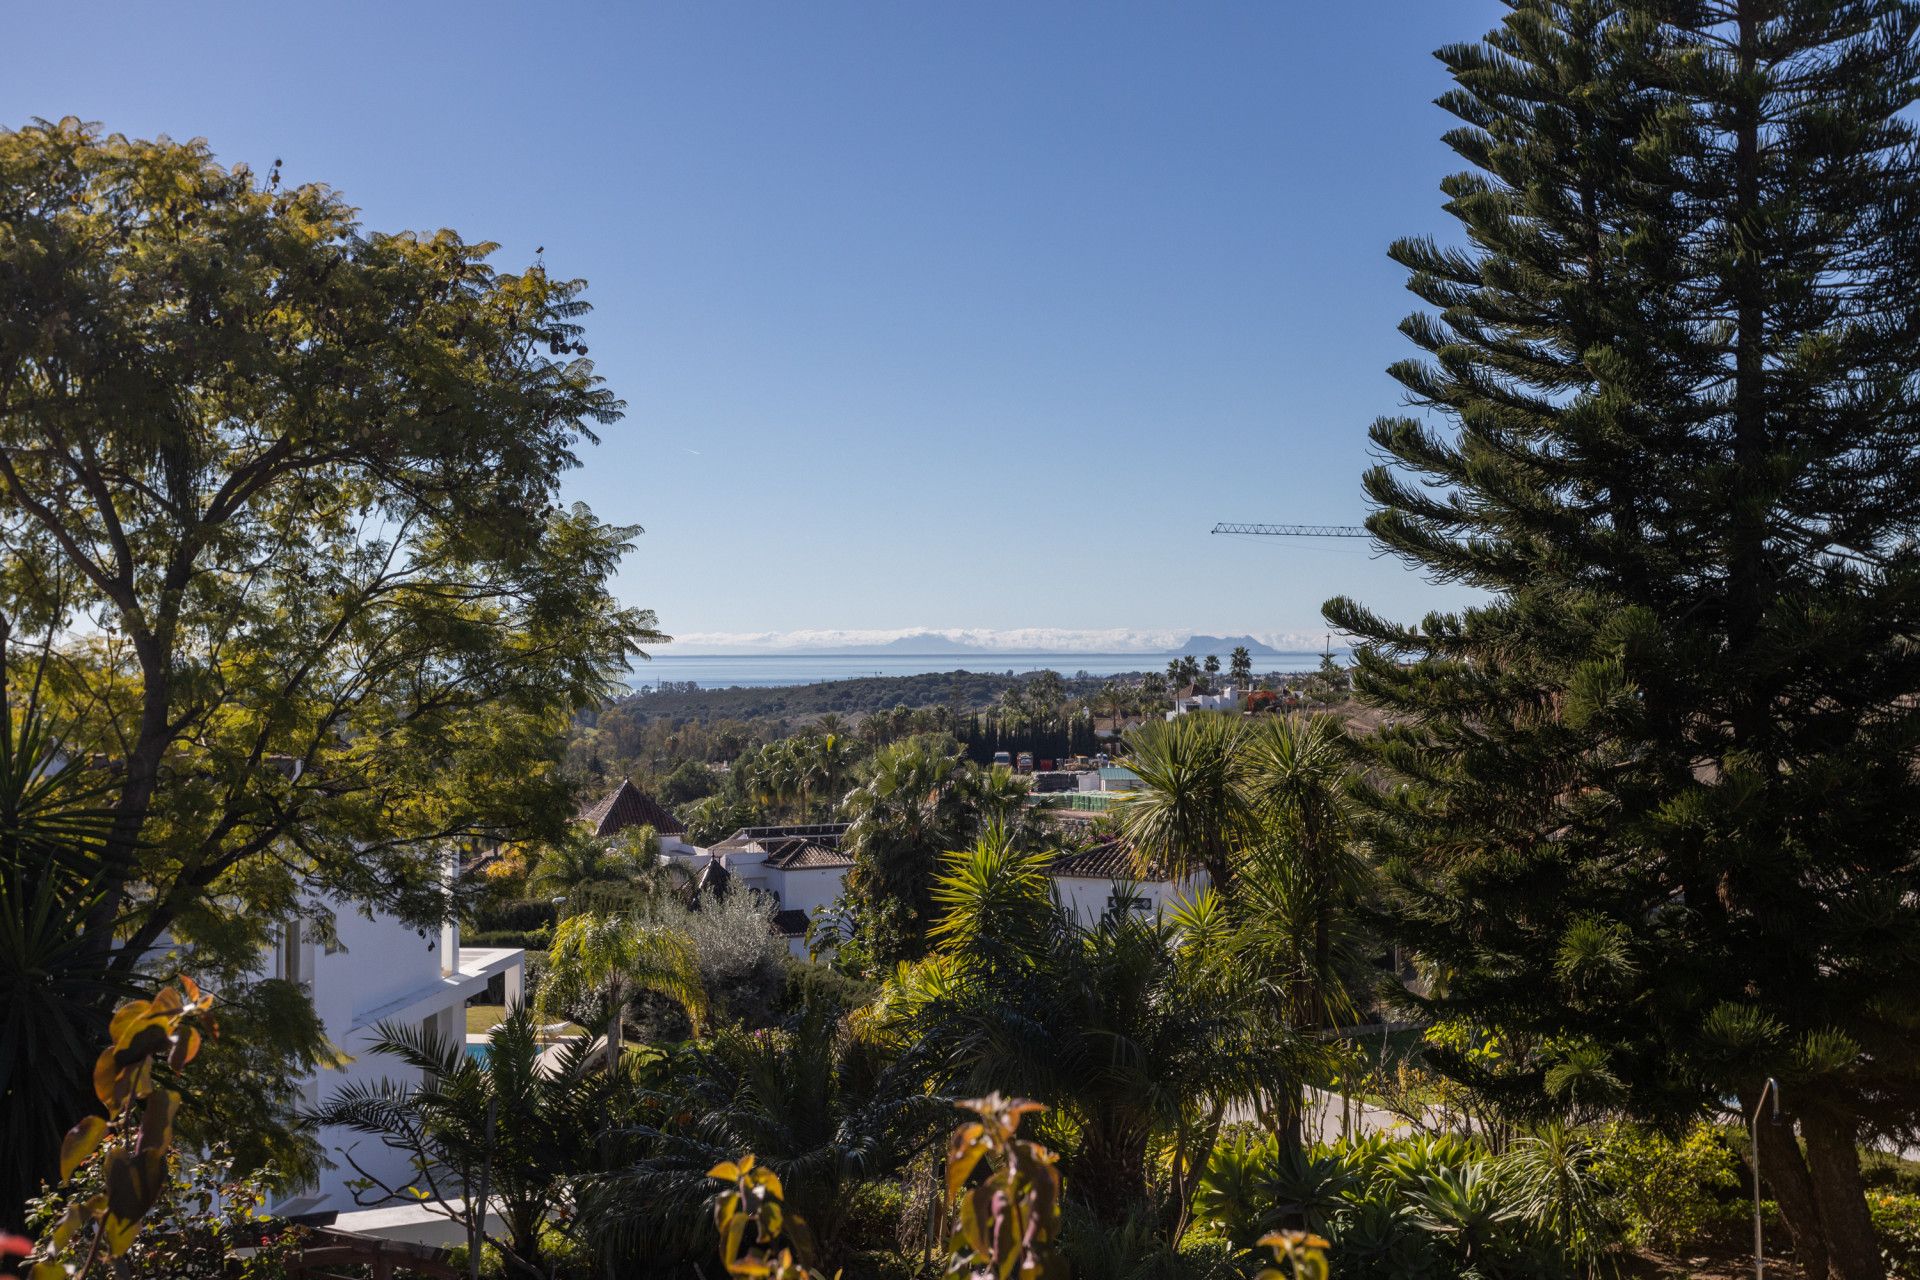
[629, 651, 1341, 691]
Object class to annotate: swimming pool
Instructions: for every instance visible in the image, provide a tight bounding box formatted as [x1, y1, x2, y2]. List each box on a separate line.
[465, 1043, 490, 1067]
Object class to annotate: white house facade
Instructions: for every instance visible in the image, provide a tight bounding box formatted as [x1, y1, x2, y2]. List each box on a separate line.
[265, 875, 523, 1222]
[1167, 684, 1243, 718]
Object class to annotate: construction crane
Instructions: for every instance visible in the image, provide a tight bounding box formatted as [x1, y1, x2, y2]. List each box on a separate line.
[1211, 522, 1367, 538]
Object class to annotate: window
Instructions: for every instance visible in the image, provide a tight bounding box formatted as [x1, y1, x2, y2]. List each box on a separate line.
[278, 920, 305, 987]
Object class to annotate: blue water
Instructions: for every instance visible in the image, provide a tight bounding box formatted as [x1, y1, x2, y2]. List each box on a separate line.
[629, 651, 1339, 691]
[466, 1043, 490, 1067]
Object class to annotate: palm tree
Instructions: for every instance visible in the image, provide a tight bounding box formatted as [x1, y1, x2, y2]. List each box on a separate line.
[794, 729, 861, 820]
[540, 911, 706, 1070]
[1203, 654, 1221, 690]
[582, 1004, 946, 1275]
[310, 1006, 624, 1276]
[1230, 646, 1253, 687]
[863, 833, 1297, 1232]
[0, 697, 128, 1227]
[1116, 713, 1250, 894]
[1239, 713, 1368, 1031]
[530, 827, 650, 904]
[839, 736, 980, 963]
[971, 765, 1046, 851]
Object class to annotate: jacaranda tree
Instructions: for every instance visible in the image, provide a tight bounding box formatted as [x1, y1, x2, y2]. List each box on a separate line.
[0, 117, 659, 1209]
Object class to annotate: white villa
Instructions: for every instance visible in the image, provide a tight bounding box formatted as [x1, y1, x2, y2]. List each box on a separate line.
[1168, 683, 1243, 717]
[265, 867, 524, 1234]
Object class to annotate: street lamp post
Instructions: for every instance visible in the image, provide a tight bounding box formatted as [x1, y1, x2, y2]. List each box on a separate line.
[1751, 1078, 1780, 1280]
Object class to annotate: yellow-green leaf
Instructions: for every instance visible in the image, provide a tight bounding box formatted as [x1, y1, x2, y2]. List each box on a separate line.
[60, 1115, 108, 1180]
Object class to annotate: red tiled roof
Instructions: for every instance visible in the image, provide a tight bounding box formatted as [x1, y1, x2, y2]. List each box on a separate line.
[760, 839, 854, 871]
[578, 779, 686, 837]
[1049, 840, 1173, 883]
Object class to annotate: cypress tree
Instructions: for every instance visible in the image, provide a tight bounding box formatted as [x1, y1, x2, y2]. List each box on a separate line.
[1327, 3, 1920, 1276]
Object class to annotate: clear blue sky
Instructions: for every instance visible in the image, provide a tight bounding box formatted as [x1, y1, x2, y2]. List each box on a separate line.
[8, 2, 1502, 651]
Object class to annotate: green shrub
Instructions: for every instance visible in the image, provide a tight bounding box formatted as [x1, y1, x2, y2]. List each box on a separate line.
[472, 897, 559, 933]
[1194, 1130, 1585, 1280]
[1590, 1120, 1741, 1251]
[1871, 1191, 1920, 1279]
[1863, 1150, 1920, 1196]
[463, 926, 552, 950]
[781, 954, 878, 1016]
[840, 1179, 907, 1255]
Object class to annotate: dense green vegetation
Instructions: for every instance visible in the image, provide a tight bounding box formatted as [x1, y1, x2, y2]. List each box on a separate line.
[13, 1, 1920, 1277]
[0, 118, 651, 1220]
[569, 663, 1358, 829]
[1325, 1, 1920, 1275]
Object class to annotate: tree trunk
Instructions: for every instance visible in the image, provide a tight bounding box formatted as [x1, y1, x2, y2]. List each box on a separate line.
[606, 977, 624, 1074]
[1072, 1118, 1150, 1226]
[1748, 1097, 1830, 1280]
[1274, 1082, 1306, 1159]
[1801, 1109, 1885, 1280]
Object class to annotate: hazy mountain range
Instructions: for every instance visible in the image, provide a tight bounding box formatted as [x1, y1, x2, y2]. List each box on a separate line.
[667, 628, 1334, 657]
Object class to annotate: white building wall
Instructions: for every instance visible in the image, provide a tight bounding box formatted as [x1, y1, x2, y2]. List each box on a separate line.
[265, 889, 521, 1218]
[1052, 876, 1202, 927]
[771, 867, 847, 919]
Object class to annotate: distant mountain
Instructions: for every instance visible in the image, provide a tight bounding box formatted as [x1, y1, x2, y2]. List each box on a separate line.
[1171, 634, 1286, 657]
[751, 631, 1301, 658]
[809, 633, 1003, 655]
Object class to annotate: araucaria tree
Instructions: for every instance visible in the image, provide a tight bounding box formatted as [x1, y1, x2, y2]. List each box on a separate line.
[0, 119, 657, 1207]
[1327, 5, 1920, 1277]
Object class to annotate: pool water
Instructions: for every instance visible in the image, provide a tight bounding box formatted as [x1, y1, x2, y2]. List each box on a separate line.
[465, 1043, 490, 1067]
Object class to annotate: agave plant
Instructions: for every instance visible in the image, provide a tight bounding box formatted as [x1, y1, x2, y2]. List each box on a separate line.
[1328, 1186, 1442, 1280]
[0, 698, 129, 1227]
[1405, 1161, 1528, 1277]
[1194, 1135, 1356, 1247]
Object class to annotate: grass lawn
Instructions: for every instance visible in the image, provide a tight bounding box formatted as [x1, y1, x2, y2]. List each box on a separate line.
[465, 1003, 583, 1038]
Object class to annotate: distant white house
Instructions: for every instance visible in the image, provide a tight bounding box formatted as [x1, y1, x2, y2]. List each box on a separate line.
[1168, 683, 1242, 718]
[1047, 841, 1203, 926]
[700, 823, 854, 956]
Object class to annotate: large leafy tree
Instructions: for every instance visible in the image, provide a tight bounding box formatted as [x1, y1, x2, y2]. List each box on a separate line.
[1326, 5, 1920, 1276]
[0, 118, 658, 1188]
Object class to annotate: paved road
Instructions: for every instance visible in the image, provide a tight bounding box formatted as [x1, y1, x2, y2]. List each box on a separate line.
[1225, 1089, 1428, 1142]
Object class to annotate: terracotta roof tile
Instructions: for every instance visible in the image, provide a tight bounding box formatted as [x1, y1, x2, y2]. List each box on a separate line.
[1049, 840, 1173, 883]
[760, 839, 854, 870]
[578, 779, 686, 837]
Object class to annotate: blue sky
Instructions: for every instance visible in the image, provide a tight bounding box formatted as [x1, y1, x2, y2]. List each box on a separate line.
[8, 2, 1502, 652]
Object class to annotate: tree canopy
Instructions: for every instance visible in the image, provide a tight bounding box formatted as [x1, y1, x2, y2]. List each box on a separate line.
[1326, 5, 1920, 1276]
[0, 117, 658, 1199]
